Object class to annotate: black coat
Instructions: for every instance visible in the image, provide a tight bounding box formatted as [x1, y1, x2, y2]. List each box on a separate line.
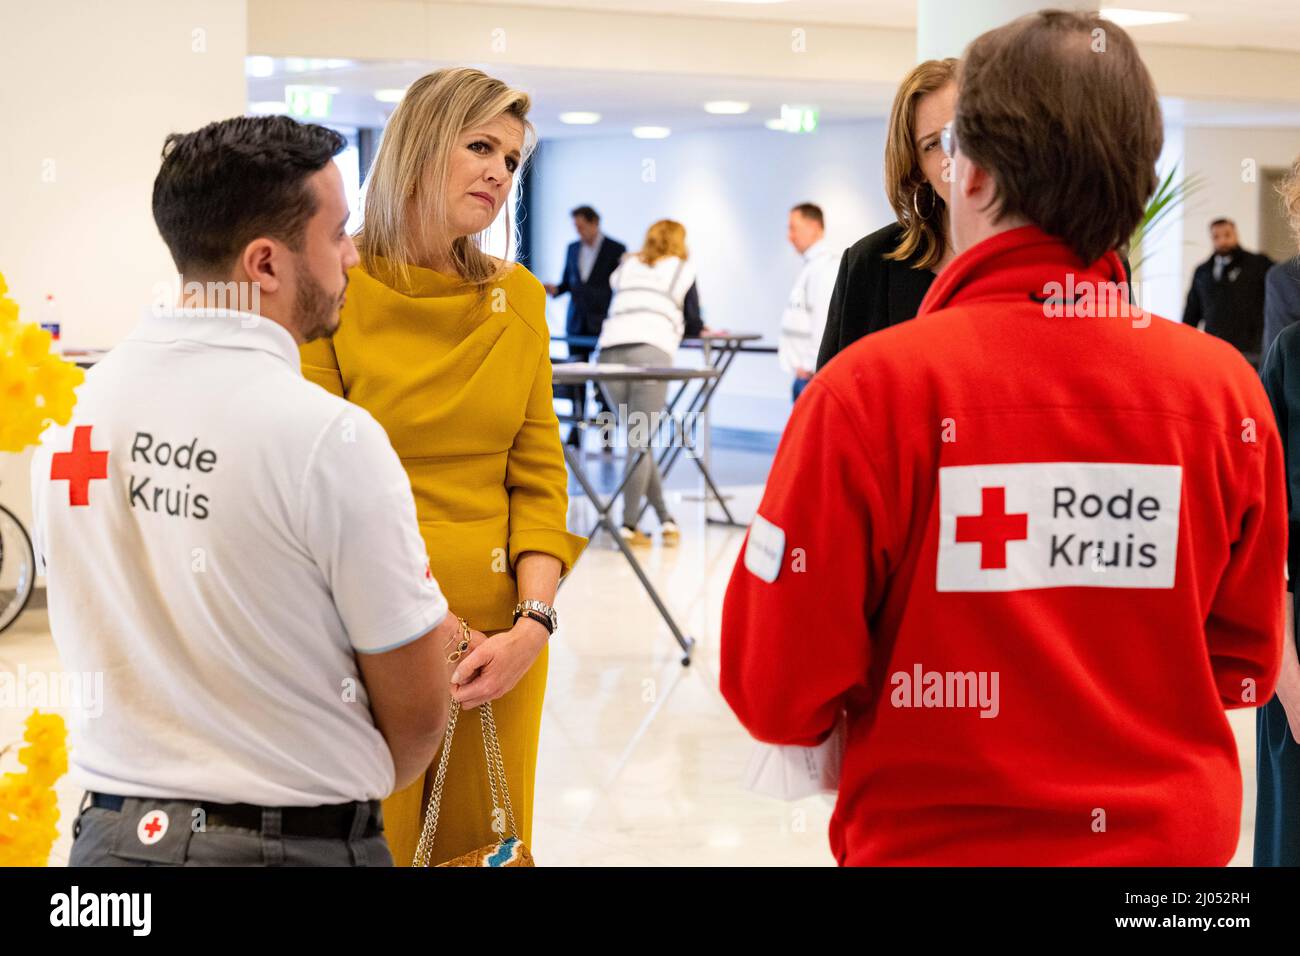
[1183, 247, 1274, 361]
[1254, 322, 1300, 865]
[1262, 256, 1300, 357]
[556, 236, 627, 337]
[816, 222, 936, 371]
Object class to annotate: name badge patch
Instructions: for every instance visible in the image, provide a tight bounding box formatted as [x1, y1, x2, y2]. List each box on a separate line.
[936, 462, 1182, 592]
[744, 513, 786, 584]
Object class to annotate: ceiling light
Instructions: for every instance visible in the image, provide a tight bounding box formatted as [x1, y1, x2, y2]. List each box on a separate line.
[374, 88, 407, 103]
[633, 126, 671, 139]
[559, 111, 602, 125]
[704, 100, 750, 115]
[1099, 7, 1189, 27]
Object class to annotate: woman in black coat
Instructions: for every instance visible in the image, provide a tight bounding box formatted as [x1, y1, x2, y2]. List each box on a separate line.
[817, 58, 957, 369]
[1255, 156, 1300, 868]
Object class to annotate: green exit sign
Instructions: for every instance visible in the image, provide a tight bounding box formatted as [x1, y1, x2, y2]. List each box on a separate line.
[284, 85, 334, 119]
[779, 105, 819, 133]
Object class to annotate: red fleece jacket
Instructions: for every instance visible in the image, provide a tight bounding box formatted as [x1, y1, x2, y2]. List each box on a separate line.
[721, 225, 1286, 866]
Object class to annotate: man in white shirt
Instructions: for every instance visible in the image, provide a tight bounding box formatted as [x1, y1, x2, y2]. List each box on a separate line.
[31, 116, 475, 867]
[777, 203, 840, 401]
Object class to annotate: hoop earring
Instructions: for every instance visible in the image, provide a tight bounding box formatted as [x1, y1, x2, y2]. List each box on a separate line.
[912, 184, 935, 220]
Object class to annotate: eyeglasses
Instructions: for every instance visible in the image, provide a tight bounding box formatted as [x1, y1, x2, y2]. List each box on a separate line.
[940, 121, 956, 159]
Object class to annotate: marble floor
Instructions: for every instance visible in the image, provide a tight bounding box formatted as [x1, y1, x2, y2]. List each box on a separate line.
[0, 441, 1265, 867]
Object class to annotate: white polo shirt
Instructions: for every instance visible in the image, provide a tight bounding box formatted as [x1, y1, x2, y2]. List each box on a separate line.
[31, 308, 449, 807]
[778, 238, 840, 376]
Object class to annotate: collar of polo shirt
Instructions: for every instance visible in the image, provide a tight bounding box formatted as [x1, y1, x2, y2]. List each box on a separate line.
[128, 308, 302, 375]
[803, 238, 828, 262]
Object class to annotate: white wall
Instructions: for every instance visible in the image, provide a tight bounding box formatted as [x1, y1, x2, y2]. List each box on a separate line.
[531, 119, 891, 434]
[0, 0, 248, 349]
[0, 0, 247, 526]
[1179, 126, 1300, 300]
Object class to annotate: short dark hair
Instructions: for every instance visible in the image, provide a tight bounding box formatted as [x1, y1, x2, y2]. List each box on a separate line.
[152, 115, 346, 276]
[1210, 218, 1235, 229]
[955, 9, 1163, 264]
[571, 205, 599, 223]
[791, 203, 824, 227]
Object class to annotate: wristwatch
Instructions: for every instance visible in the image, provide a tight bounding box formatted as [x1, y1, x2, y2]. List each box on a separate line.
[513, 599, 558, 635]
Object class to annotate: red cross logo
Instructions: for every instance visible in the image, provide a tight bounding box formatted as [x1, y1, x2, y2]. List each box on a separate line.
[136, 809, 169, 845]
[50, 425, 109, 507]
[955, 486, 1028, 570]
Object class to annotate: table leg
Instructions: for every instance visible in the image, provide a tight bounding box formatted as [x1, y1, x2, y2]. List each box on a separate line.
[562, 444, 695, 664]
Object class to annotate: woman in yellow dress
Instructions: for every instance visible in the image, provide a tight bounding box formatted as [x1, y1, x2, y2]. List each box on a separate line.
[299, 67, 586, 865]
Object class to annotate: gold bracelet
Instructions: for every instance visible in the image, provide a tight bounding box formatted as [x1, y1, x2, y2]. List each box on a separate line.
[447, 615, 471, 663]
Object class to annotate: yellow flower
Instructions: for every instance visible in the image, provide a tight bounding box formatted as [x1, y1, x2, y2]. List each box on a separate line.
[22, 711, 67, 747]
[0, 712, 68, 867]
[0, 271, 83, 454]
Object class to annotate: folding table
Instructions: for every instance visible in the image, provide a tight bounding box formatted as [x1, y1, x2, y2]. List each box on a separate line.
[552, 331, 764, 528]
[552, 362, 720, 665]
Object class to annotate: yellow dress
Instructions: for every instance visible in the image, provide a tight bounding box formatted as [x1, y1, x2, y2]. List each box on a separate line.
[300, 257, 587, 865]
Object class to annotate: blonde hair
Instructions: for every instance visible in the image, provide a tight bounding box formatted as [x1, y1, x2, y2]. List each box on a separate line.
[883, 58, 958, 271]
[357, 67, 534, 290]
[637, 220, 688, 265]
[1281, 156, 1300, 250]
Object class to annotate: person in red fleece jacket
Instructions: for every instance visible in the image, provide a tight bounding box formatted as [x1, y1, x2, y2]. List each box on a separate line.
[721, 9, 1287, 866]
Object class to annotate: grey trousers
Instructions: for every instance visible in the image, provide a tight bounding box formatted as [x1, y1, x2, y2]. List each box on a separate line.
[67, 795, 393, 867]
[598, 342, 673, 527]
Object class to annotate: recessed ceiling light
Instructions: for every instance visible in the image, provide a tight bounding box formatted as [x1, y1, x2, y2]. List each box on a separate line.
[632, 126, 671, 139]
[248, 100, 289, 115]
[559, 111, 602, 125]
[246, 56, 276, 78]
[282, 57, 355, 73]
[1099, 7, 1189, 27]
[704, 100, 750, 115]
[374, 88, 407, 103]
[764, 118, 787, 131]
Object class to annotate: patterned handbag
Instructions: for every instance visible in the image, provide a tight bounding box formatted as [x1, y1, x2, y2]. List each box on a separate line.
[411, 699, 535, 867]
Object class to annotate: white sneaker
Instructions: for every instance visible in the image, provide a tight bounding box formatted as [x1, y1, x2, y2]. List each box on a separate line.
[660, 520, 681, 545]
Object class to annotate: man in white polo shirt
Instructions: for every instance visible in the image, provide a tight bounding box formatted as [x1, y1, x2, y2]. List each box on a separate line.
[31, 116, 474, 866]
[777, 202, 839, 402]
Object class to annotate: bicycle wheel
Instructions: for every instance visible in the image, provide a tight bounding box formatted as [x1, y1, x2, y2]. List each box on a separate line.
[0, 503, 36, 634]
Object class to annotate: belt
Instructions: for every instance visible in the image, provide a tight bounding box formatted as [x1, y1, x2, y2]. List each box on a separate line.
[90, 792, 382, 839]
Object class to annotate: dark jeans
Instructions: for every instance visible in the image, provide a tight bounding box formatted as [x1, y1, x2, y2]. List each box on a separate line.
[1255, 693, 1300, 866]
[564, 345, 612, 446]
[792, 375, 811, 401]
[67, 795, 393, 867]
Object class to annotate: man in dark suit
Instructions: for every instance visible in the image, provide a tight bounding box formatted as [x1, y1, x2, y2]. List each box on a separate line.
[546, 206, 625, 446]
[546, 205, 625, 342]
[1263, 255, 1300, 357]
[1183, 218, 1273, 366]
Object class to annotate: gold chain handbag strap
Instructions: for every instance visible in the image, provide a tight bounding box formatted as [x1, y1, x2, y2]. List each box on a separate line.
[479, 699, 520, 841]
[411, 699, 519, 867]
